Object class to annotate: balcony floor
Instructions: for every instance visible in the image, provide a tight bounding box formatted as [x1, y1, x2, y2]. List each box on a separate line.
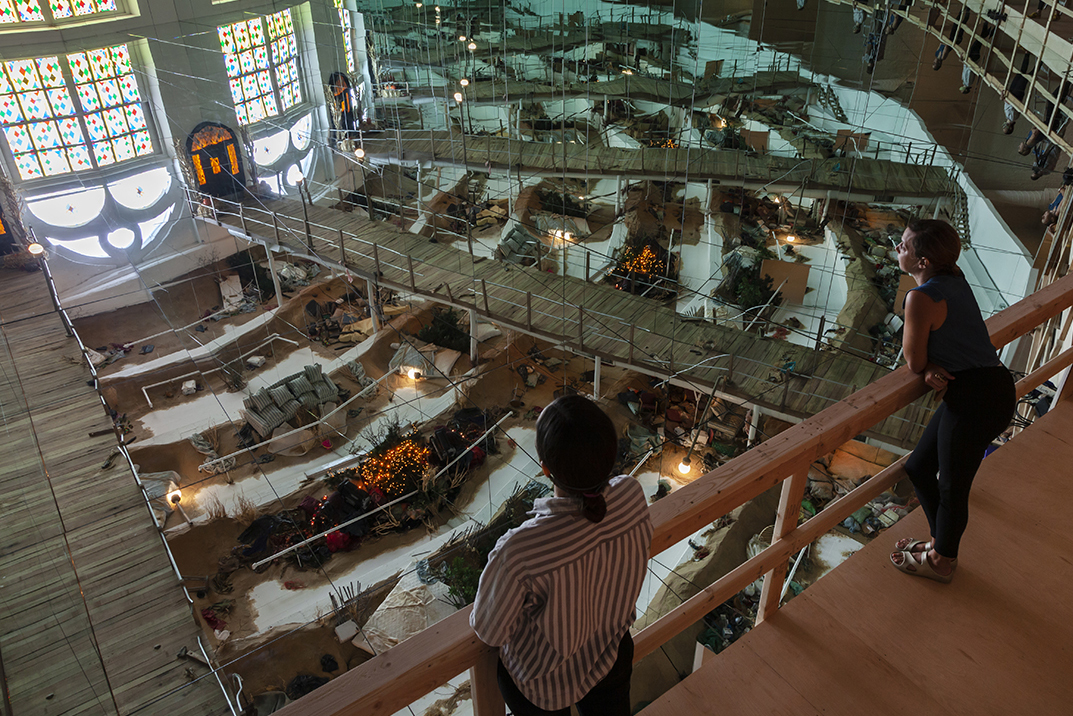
[642, 394, 1073, 715]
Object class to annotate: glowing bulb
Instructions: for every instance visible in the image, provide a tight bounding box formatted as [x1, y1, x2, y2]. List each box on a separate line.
[27, 242, 45, 256]
[786, 235, 797, 242]
[415, 2, 422, 6]
[293, 170, 305, 183]
[407, 368, 419, 379]
[453, 92, 463, 102]
[355, 147, 366, 159]
[167, 489, 182, 504]
[677, 458, 691, 475]
[460, 78, 470, 86]
[459, 35, 466, 41]
[468, 42, 476, 50]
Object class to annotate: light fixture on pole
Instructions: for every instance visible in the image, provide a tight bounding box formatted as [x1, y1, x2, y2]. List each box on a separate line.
[460, 78, 469, 86]
[27, 242, 45, 256]
[467, 41, 476, 50]
[677, 456, 691, 475]
[294, 169, 313, 250]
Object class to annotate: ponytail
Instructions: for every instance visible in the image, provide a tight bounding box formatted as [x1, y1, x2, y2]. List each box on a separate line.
[580, 491, 607, 523]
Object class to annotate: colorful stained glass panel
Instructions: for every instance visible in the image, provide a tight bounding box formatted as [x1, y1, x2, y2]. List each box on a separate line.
[119, 75, 139, 103]
[3, 124, 33, 152]
[111, 44, 131, 74]
[67, 144, 92, 170]
[249, 19, 264, 46]
[49, 0, 73, 17]
[75, 83, 100, 111]
[112, 134, 134, 161]
[132, 130, 152, 156]
[92, 140, 114, 166]
[241, 76, 258, 101]
[15, 153, 43, 180]
[38, 148, 69, 175]
[0, 69, 12, 95]
[88, 48, 112, 81]
[18, 91, 51, 121]
[254, 47, 269, 70]
[46, 87, 75, 116]
[234, 22, 250, 51]
[97, 79, 120, 107]
[0, 95, 23, 123]
[84, 112, 107, 140]
[9, 60, 41, 91]
[239, 50, 255, 75]
[218, 26, 235, 55]
[234, 104, 248, 125]
[125, 104, 146, 130]
[67, 53, 91, 83]
[103, 107, 126, 135]
[262, 93, 278, 116]
[35, 57, 64, 87]
[29, 120, 61, 149]
[58, 117, 84, 144]
[256, 71, 273, 96]
[16, 0, 44, 22]
[228, 79, 243, 104]
[224, 54, 240, 79]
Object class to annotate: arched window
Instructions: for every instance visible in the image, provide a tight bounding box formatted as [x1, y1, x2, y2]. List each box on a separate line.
[186, 121, 244, 197]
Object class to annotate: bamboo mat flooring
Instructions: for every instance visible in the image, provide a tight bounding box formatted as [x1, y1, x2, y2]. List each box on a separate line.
[357, 134, 951, 199]
[0, 271, 229, 716]
[641, 396, 1073, 716]
[206, 196, 934, 448]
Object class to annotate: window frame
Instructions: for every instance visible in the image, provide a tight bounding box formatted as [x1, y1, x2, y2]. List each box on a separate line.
[0, 42, 159, 185]
[0, 0, 134, 32]
[218, 8, 306, 129]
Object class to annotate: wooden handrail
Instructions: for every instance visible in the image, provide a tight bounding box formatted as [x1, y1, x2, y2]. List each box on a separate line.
[275, 270, 1073, 716]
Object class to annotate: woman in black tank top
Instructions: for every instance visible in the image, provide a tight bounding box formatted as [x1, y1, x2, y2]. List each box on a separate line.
[890, 219, 1015, 583]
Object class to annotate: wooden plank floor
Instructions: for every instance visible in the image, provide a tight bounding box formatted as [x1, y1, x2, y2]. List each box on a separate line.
[641, 396, 1073, 716]
[204, 196, 934, 448]
[0, 271, 230, 716]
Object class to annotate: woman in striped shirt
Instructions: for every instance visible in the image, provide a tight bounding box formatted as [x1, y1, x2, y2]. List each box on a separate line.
[471, 395, 654, 716]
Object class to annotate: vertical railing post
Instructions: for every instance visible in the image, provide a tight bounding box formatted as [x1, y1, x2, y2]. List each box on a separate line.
[240, 203, 248, 236]
[408, 254, 417, 291]
[526, 291, 533, 330]
[628, 323, 635, 364]
[814, 315, 826, 351]
[373, 243, 382, 277]
[273, 213, 281, 246]
[470, 648, 506, 716]
[578, 305, 585, 350]
[757, 464, 810, 624]
[481, 279, 491, 315]
[338, 228, 347, 269]
[366, 278, 381, 334]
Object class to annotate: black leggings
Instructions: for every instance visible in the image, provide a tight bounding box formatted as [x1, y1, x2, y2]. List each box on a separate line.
[905, 366, 1015, 559]
[496, 633, 633, 716]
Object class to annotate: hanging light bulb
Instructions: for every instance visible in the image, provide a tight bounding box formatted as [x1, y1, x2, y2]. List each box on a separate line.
[167, 488, 182, 504]
[459, 35, 466, 41]
[467, 42, 477, 50]
[27, 242, 45, 256]
[355, 147, 366, 159]
[453, 91, 463, 102]
[460, 78, 470, 86]
[785, 234, 797, 242]
[677, 456, 691, 475]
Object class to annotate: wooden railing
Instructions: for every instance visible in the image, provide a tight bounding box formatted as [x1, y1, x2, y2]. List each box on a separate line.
[268, 270, 1073, 716]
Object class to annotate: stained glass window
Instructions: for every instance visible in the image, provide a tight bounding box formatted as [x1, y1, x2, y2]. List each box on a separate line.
[333, 0, 356, 74]
[218, 9, 302, 126]
[0, 0, 118, 24]
[0, 43, 153, 181]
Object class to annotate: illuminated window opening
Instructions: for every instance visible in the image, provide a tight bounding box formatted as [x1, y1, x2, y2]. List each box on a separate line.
[218, 8, 303, 127]
[0, 0, 120, 26]
[332, 0, 355, 73]
[0, 43, 153, 180]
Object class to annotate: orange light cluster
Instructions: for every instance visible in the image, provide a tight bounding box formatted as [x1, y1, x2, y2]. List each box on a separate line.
[357, 439, 430, 496]
[190, 126, 236, 151]
[622, 245, 661, 276]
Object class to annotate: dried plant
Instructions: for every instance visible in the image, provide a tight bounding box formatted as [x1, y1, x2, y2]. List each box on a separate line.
[203, 495, 227, 521]
[234, 495, 259, 527]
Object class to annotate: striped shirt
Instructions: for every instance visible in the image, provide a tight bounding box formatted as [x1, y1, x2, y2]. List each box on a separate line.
[470, 475, 653, 710]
